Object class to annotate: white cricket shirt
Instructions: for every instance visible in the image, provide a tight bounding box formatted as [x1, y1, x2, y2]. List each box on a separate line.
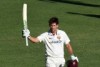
[37, 30, 70, 58]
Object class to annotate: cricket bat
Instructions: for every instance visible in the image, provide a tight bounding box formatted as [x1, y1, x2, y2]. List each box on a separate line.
[23, 3, 28, 46]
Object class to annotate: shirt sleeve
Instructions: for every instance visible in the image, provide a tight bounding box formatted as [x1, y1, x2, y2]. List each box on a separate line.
[63, 32, 70, 45]
[37, 33, 45, 42]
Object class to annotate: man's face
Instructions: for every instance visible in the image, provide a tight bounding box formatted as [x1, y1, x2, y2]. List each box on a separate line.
[49, 23, 58, 32]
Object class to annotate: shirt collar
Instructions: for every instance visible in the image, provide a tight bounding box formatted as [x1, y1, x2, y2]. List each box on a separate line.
[48, 29, 59, 36]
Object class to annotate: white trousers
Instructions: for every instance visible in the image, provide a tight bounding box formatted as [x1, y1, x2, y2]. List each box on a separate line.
[46, 57, 65, 67]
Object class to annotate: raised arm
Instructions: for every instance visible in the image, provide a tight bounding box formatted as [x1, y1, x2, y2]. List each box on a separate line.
[22, 29, 40, 43]
[28, 36, 40, 43]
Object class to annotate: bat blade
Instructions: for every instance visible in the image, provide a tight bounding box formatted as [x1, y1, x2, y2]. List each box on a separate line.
[23, 3, 28, 46]
[23, 3, 28, 29]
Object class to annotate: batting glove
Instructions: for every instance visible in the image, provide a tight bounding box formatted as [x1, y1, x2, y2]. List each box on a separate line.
[71, 55, 79, 62]
[22, 29, 30, 37]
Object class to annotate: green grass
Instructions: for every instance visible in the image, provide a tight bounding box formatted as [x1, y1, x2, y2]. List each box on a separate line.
[0, 0, 100, 67]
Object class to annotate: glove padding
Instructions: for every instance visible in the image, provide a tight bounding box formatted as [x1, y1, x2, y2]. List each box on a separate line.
[22, 29, 30, 37]
[71, 55, 79, 62]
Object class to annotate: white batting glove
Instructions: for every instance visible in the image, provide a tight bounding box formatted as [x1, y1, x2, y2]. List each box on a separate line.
[71, 55, 79, 62]
[22, 29, 30, 37]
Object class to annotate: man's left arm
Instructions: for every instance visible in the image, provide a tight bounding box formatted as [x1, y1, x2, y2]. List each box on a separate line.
[66, 43, 79, 62]
[66, 43, 73, 55]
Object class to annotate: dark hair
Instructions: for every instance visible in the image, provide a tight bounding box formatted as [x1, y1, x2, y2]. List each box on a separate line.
[49, 17, 59, 25]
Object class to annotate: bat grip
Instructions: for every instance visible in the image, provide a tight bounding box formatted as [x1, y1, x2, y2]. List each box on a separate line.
[25, 36, 28, 46]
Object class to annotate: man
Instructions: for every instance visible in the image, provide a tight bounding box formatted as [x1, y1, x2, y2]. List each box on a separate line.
[23, 17, 79, 67]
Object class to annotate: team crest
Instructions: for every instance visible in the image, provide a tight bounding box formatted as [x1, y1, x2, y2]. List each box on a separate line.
[57, 35, 61, 40]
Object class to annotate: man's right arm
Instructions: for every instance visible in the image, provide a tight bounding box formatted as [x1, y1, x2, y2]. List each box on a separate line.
[28, 36, 40, 43]
[22, 29, 40, 43]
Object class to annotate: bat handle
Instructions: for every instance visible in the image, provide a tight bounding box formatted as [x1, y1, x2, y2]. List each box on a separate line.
[25, 36, 28, 46]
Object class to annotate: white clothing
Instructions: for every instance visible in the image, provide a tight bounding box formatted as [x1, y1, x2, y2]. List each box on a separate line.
[46, 57, 65, 67]
[37, 29, 70, 58]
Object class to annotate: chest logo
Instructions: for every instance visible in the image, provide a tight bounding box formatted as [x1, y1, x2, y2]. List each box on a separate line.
[57, 35, 61, 40]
